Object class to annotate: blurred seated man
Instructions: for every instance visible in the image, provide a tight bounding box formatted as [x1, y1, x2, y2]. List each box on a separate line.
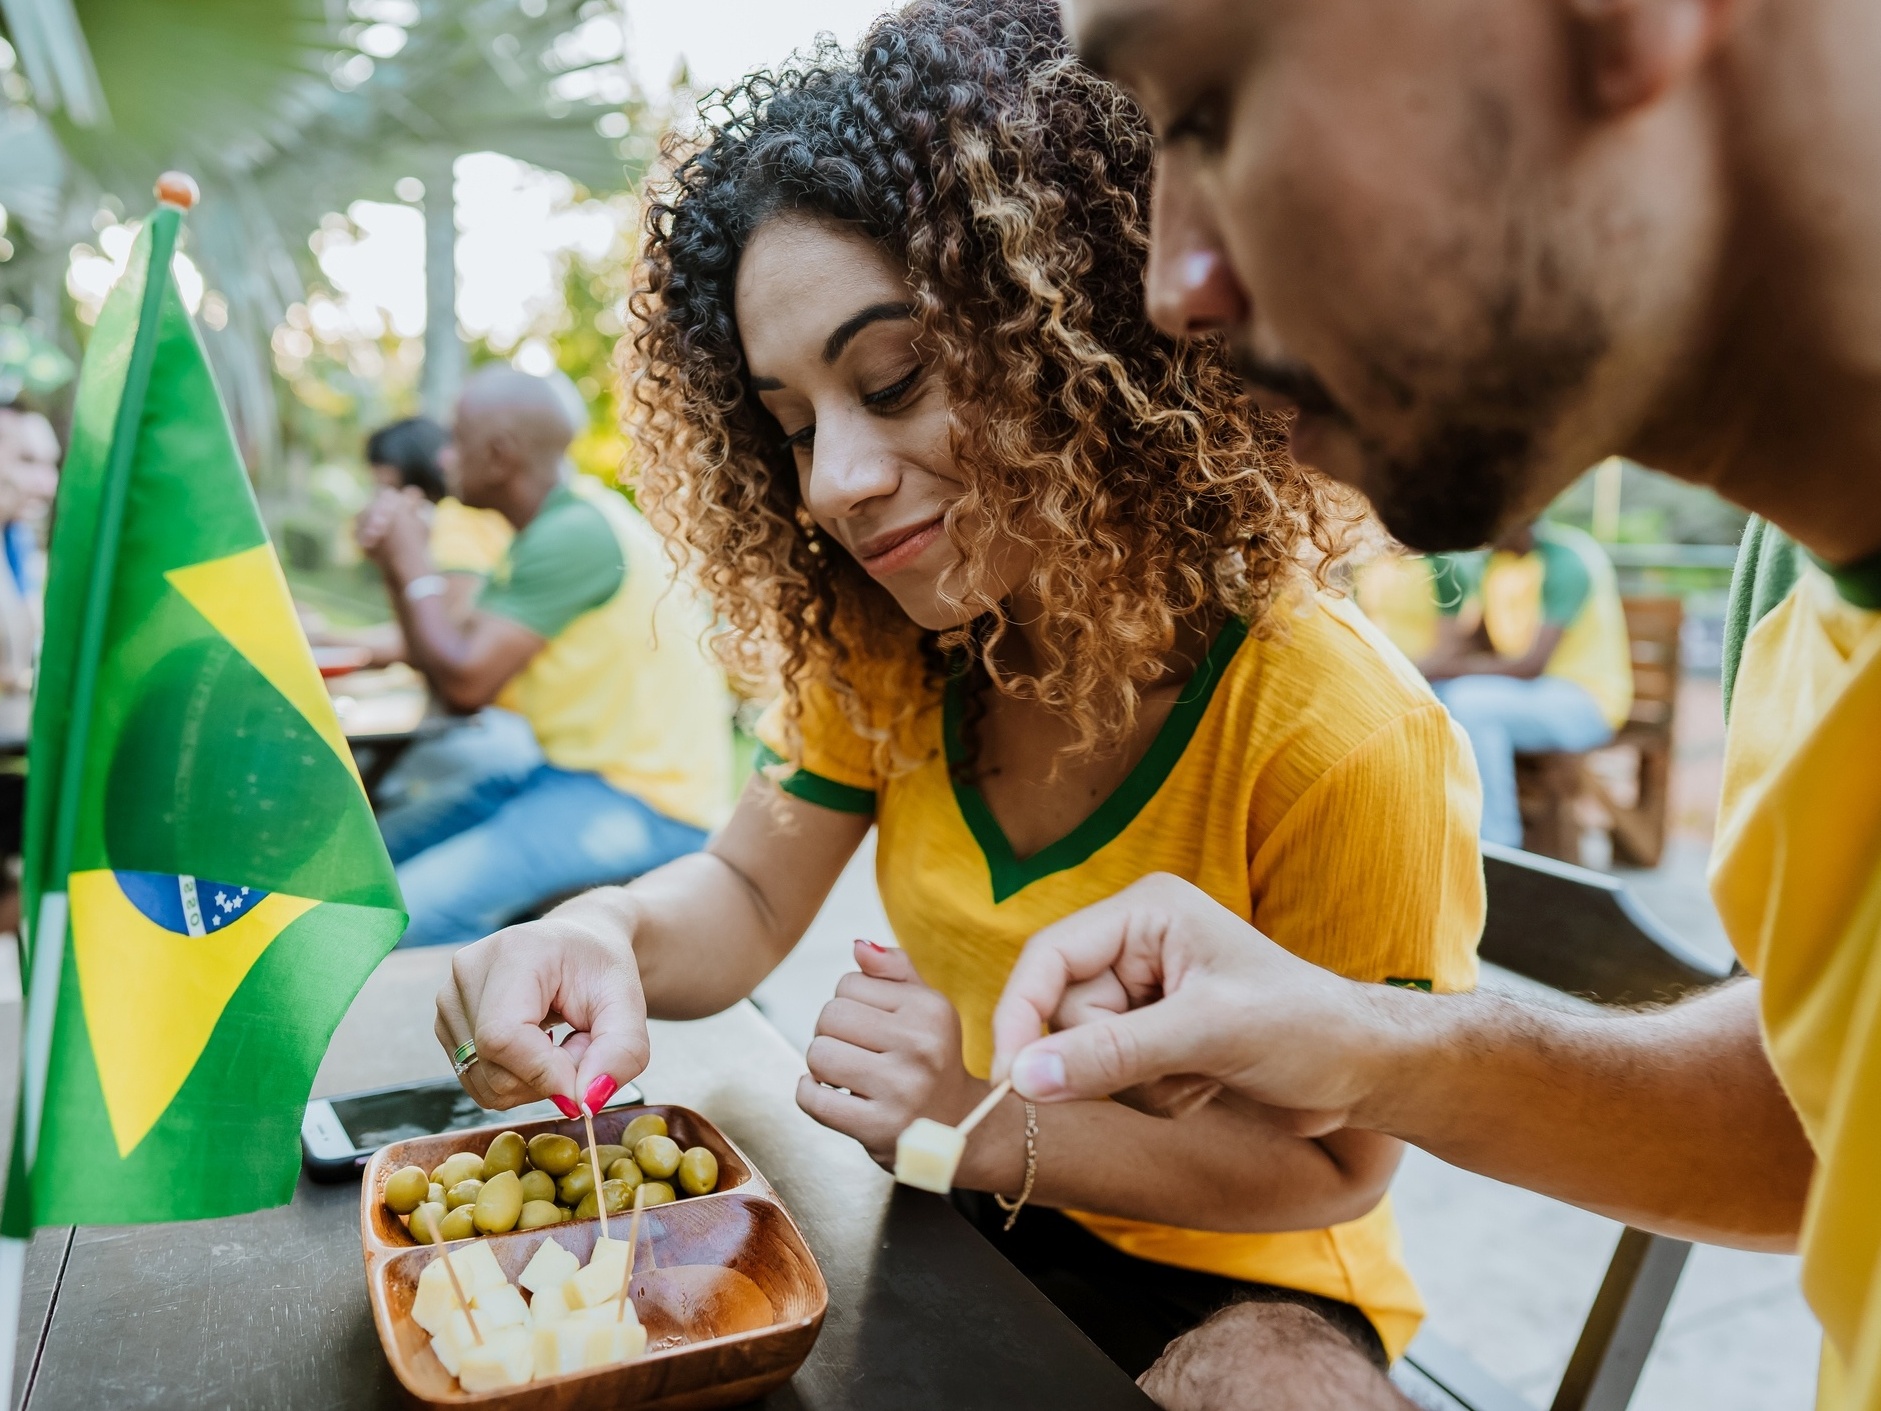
[1420, 519, 1632, 848]
[0, 405, 60, 691]
[357, 367, 733, 946]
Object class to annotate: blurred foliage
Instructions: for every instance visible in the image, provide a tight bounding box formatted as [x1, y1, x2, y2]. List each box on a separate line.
[1547, 459, 1748, 546]
[0, 0, 649, 466]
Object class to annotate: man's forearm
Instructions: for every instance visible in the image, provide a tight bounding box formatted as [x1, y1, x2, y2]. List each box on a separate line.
[1356, 978, 1811, 1249]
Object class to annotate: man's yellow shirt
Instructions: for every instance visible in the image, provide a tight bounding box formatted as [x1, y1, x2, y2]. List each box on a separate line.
[1712, 562, 1881, 1408]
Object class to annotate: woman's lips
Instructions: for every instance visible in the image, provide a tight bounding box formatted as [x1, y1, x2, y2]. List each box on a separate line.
[855, 517, 946, 576]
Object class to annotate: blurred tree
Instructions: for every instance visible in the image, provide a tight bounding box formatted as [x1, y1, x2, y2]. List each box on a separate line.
[0, 0, 650, 466]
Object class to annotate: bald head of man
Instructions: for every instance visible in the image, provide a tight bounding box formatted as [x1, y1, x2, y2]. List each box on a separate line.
[442, 368, 578, 522]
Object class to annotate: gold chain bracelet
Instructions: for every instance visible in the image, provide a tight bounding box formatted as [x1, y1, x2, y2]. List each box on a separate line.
[993, 1100, 1038, 1231]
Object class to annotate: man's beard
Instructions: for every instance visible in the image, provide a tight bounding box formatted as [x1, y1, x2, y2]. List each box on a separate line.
[1231, 312, 1608, 554]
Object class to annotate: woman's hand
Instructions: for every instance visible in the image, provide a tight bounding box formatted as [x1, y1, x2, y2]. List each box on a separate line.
[435, 888, 650, 1110]
[796, 941, 988, 1168]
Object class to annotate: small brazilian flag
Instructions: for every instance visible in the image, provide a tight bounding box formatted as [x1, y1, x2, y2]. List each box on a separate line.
[2, 192, 406, 1233]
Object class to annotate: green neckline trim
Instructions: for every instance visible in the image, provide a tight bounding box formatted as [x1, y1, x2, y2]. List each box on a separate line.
[753, 743, 876, 815]
[1809, 547, 1881, 611]
[946, 618, 1250, 904]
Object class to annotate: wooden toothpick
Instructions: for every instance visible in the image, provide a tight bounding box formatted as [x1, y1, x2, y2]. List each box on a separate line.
[420, 1206, 481, 1345]
[615, 1182, 648, 1323]
[955, 1078, 1013, 1139]
[581, 1104, 610, 1241]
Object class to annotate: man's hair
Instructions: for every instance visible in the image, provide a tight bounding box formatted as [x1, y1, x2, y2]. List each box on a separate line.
[628, 0, 1355, 771]
[365, 417, 448, 502]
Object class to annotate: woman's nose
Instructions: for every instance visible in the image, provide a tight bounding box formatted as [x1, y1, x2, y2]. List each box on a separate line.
[804, 420, 902, 522]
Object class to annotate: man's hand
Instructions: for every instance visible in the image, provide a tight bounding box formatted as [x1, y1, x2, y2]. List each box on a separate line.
[435, 889, 651, 1109]
[989, 873, 1387, 1133]
[796, 941, 986, 1167]
[355, 487, 431, 581]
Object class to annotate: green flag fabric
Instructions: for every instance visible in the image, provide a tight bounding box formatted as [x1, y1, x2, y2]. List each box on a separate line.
[7, 202, 405, 1230]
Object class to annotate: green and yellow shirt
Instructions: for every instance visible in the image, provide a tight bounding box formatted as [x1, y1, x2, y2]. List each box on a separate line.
[1431, 522, 1634, 728]
[758, 594, 1485, 1359]
[479, 476, 733, 830]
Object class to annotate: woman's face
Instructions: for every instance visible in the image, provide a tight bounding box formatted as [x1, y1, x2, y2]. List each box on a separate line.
[736, 214, 1031, 631]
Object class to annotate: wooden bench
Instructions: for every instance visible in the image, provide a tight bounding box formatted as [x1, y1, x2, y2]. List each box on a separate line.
[1515, 597, 1682, 867]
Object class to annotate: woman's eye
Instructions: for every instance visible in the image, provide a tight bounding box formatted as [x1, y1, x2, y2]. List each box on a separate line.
[862, 365, 923, 410]
[1165, 91, 1229, 154]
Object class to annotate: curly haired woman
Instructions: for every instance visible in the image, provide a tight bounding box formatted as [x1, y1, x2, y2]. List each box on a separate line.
[437, 4, 1482, 1405]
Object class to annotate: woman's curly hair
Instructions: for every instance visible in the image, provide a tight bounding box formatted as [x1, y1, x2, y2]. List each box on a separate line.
[628, 0, 1355, 775]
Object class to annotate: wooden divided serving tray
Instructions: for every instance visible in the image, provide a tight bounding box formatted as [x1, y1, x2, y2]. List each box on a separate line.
[360, 1105, 827, 1410]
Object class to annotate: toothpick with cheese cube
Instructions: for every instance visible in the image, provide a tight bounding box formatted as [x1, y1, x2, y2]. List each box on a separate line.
[893, 1078, 1012, 1194]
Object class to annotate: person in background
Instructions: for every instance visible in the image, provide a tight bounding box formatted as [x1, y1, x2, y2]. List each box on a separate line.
[357, 366, 732, 947]
[350, 414, 543, 849]
[1418, 519, 1632, 847]
[366, 416, 513, 619]
[0, 406, 59, 691]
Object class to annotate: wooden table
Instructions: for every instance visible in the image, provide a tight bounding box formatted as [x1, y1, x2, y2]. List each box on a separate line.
[13, 1003, 1154, 1410]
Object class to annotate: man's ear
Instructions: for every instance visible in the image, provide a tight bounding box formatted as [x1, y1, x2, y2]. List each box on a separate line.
[1566, 0, 1734, 114]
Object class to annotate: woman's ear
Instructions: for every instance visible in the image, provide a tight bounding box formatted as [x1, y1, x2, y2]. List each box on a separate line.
[1565, 0, 1734, 114]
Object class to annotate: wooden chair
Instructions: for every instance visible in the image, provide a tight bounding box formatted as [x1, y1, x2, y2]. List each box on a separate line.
[1391, 842, 1733, 1411]
[1515, 597, 1683, 868]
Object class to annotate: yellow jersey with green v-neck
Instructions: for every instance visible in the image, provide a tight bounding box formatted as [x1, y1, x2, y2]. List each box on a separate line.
[756, 593, 1484, 1359]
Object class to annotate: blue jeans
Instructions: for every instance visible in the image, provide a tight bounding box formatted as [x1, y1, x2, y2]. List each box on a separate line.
[378, 708, 545, 864]
[393, 764, 708, 948]
[1433, 675, 1613, 849]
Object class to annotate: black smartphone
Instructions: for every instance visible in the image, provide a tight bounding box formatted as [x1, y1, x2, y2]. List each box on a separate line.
[301, 1075, 645, 1182]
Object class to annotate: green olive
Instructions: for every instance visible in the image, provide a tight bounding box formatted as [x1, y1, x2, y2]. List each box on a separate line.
[410, 1202, 448, 1243]
[438, 1205, 478, 1241]
[473, 1169, 524, 1234]
[554, 1205, 573, 1221]
[517, 1199, 562, 1230]
[432, 1151, 484, 1190]
[605, 1157, 644, 1191]
[574, 1178, 639, 1222]
[527, 1133, 581, 1177]
[677, 1146, 719, 1197]
[519, 1170, 557, 1205]
[383, 1165, 429, 1214]
[620, 1114, 668, 1149]
[583, 1144, 629, 1174]
[445, 1179, 483, 1211]
[637, 1181, 677, 1208]
[633, 1135, 682, 1180]
[481, 1131, 527, 1180]
[427, 1182, 445, 1206]
[557, 1164, 596, 1206]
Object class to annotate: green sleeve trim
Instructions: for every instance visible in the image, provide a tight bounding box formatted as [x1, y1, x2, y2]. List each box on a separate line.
[1384, 977, 1434, 992]
[1722, 517, 1802, 721]
[752, 743, 876, 815]
[1535, 534, 1592, 626]
[478, 488, 624, 638]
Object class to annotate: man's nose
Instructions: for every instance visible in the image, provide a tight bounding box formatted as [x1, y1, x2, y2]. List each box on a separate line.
[1144, 162, 1250, 338]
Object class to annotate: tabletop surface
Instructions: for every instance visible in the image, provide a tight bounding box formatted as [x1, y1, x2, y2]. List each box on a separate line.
[15, 1003, 1154, 1411]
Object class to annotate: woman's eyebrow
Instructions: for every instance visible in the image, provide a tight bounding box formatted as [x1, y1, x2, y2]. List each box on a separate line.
[823, 301, 916, 363]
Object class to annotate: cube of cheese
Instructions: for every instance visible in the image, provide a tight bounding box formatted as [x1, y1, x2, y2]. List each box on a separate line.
[542, 1307, 646, 1376]
[429, 1309, 480, 1377]
[894, 1118, 966, 1194]
[528, 1281, 573, 1326]
[458, 1325, 534, 1393]
[517, 1236, 579, 1294]
[469, 1281, 530, 1332]
[409, 1243, 508, 1335]
[565, 1238, 633, 1310]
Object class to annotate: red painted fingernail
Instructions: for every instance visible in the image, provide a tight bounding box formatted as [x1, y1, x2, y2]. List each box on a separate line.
[857, 939, 888, 953]
[551, 1094, 580, 1120]
[585, 1074, 618, 1112]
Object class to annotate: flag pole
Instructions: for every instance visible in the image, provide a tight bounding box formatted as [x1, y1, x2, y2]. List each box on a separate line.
[0, 173, 198, 1410]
